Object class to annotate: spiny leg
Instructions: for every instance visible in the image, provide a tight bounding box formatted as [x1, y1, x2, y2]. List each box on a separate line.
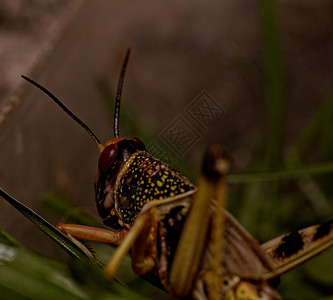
[56, 223, 128, 257]
[58, 218, 157, 277]
[56, 223, 127, 245]
[169, 145, 229, 299]
[205, 146, 230, 300]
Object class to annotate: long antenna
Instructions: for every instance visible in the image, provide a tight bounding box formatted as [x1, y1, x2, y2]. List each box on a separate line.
[114, 48, 131, 138]
[21, 75, 104, 152]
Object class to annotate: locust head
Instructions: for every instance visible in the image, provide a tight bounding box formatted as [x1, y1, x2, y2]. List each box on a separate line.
[94, 136, 147, 228]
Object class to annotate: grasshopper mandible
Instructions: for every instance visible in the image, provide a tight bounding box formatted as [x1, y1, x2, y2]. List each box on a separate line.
[20, 50, 333, 299]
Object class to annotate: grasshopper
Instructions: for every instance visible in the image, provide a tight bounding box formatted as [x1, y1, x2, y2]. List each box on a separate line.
[18, 49, 333, 299]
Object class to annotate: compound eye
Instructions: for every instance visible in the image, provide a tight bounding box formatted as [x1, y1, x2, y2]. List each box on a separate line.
[128, 137, 146, 150]
[98, 143, 118, 172]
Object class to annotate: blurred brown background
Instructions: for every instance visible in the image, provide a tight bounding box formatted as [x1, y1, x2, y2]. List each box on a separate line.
[0, 0, 333, 283]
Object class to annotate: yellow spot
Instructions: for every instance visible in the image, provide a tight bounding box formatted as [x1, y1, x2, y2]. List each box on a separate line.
[157, 180, 163, 187]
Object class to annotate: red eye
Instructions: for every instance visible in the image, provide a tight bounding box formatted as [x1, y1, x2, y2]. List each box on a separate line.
[98, 143, 118, 172]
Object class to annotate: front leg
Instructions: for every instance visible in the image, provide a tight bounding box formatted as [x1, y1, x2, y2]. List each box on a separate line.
[57, 220, 157, 276]
[169, 145, 229, 299]
[103, 211, 158, 280]
[56, 223, 128, 258]
[56, 223, 128, 245]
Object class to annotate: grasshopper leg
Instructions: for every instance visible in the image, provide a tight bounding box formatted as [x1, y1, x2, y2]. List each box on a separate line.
[56, 223, 128, 257]
[56, 223, 127, 245]
[56, 223, 128, 258]
[57, 214, 158, 279]
[169, 145, 229, 298]
[261, 220, 333, 280]
[103, 211, 158, 280]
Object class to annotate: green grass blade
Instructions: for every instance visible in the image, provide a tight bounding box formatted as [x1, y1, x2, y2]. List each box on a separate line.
[0, 265, 86, 300]
[0, 228, 21, 247]
[229, 161, 333, 183]
[0, 188, 92, 264]
[0, 228, 150, 300]
[258, 0, 284, 167]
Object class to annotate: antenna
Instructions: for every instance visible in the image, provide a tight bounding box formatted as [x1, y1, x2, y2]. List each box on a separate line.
[21, 75, 104, 152]
[114, 48, 131, 138]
